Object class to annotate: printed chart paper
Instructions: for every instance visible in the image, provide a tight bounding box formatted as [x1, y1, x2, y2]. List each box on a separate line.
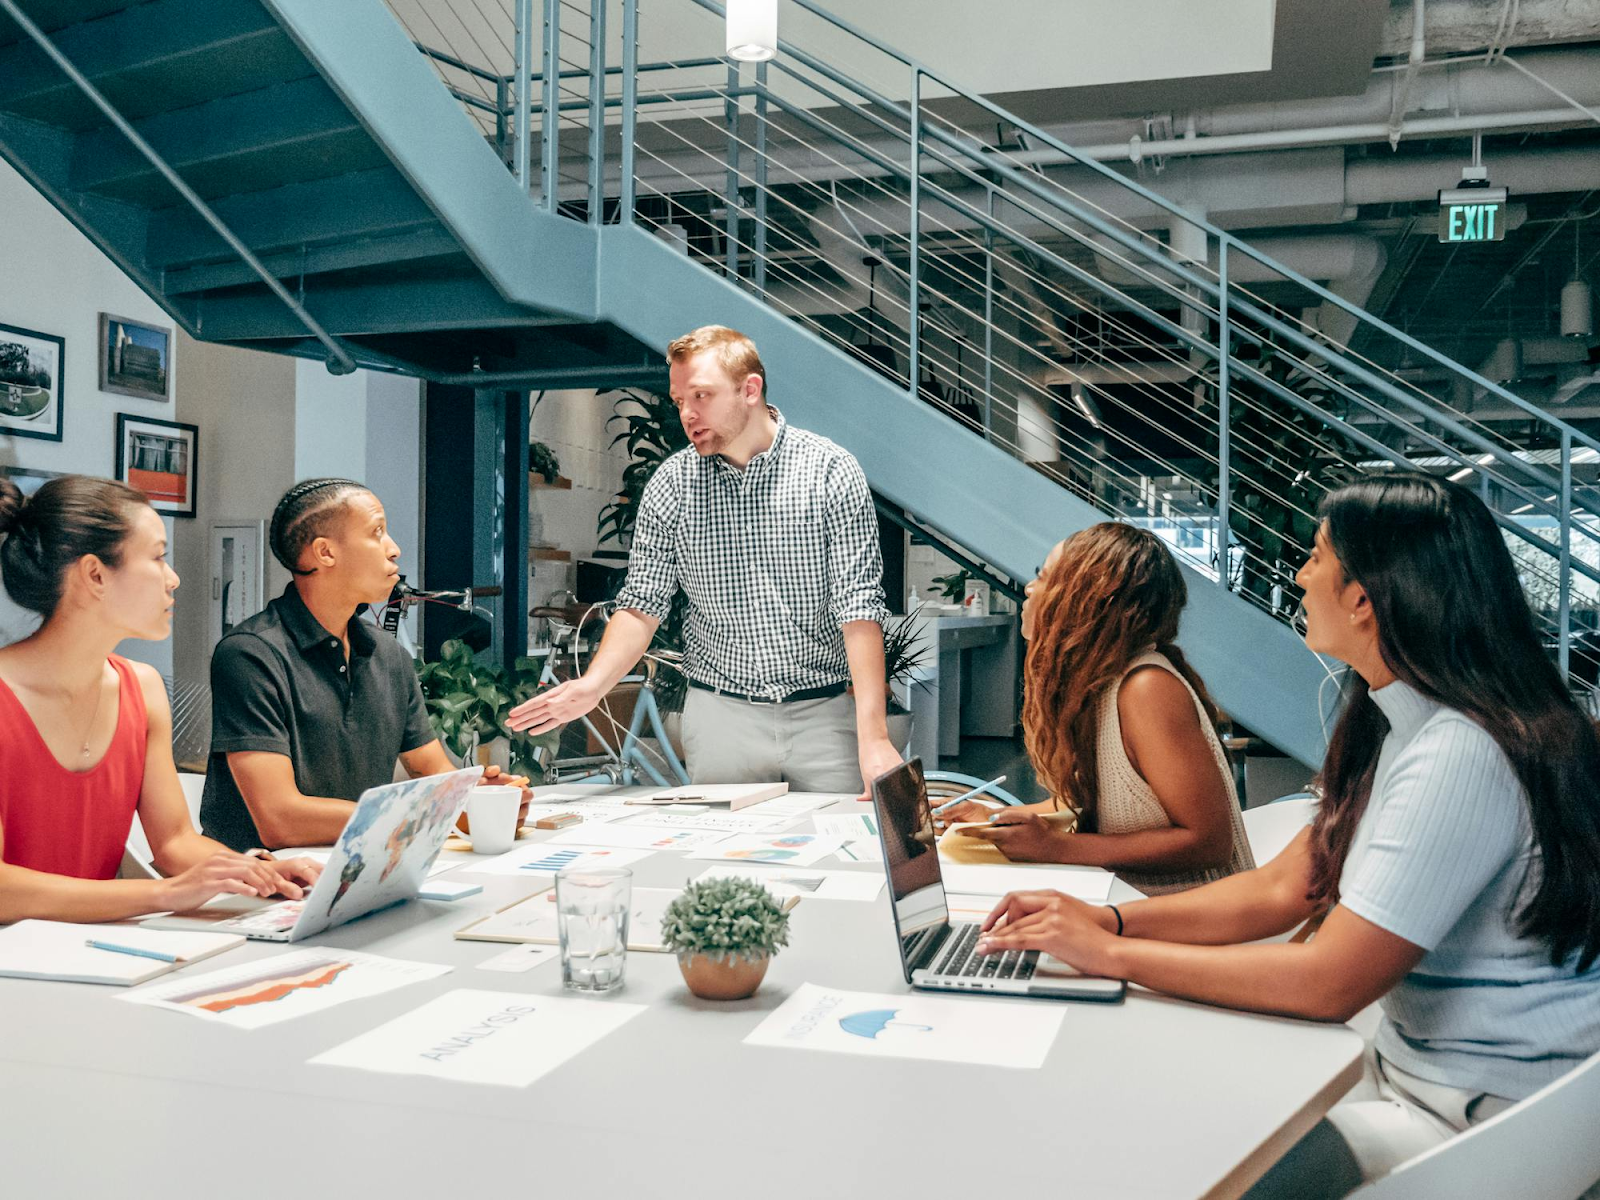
[939, 863, 1115, 905]
[686, 833, 843, 867]
[617, 809, 795, 835]
[812, 811, 878, 841]
[462, 844, 656, 877]
[743, 793, 851, 817]
[544, 822, 731, 852]
[837, 838, 883, 864]
[122, 949, 450, 1029]
[745, 982, 1064, 1069]
[695, 864, 884, 903]
[310, 988, 645, 1088]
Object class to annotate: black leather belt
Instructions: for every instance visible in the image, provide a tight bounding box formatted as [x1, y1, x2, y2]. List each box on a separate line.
[688, 679, 848, 705]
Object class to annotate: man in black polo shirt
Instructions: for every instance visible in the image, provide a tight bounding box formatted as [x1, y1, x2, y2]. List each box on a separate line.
[201, 479, 525, 851]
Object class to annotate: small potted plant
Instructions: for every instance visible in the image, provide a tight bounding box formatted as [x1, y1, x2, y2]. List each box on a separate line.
[660, 876, 791, 1000]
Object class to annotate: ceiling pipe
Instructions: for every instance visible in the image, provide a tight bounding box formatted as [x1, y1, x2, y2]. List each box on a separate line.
[1377, 0, 1600, 58]
[1388, 0, 1427, 149]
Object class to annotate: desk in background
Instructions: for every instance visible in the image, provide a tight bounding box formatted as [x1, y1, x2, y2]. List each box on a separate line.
[899, 613, 1020, 762]
[0, 794, 1361, 1200]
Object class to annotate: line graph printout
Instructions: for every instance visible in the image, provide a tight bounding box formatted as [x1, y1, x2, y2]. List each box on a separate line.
[121, 949, 450, 1029]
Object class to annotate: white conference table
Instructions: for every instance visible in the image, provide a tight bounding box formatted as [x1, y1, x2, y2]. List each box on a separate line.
[0, 793, 1362, 1200]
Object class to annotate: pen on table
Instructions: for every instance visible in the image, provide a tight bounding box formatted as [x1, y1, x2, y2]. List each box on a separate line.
[84, 939, 180, 963]
[930, 775, 1007, 817]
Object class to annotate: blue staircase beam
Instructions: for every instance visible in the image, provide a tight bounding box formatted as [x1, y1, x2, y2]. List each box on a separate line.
[0, 0, 290, 119]
[596, 222, 1329, 764]
[0, 107, 196, 336]
[182, 274, 560, 341]
[70, 74, 358, 199]
[162, 226, 465, 296]
[260, 0, 598, 323]
[146, 166, 435, 268]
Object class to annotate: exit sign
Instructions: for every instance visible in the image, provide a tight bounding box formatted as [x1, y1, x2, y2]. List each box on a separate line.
[1438, 185, 1509, 243]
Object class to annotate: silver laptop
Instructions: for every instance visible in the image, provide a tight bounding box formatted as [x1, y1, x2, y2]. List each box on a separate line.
[869, 758, 1124, 1002]
[144, 768, 482, 942]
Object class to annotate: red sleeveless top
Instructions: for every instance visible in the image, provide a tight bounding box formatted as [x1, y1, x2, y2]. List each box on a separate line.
[0, 655, 148, 880]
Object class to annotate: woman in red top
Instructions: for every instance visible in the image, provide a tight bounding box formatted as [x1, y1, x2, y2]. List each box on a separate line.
[0, 474, 319, 922]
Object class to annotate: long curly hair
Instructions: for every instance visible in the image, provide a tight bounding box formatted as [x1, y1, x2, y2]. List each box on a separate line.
[1023, 523, 1220, 819]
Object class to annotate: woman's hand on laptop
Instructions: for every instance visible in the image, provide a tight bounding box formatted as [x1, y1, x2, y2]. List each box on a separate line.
[263, 856, 323, 900]
[157, 852, 299, 912]
[976, 890, 1120, 974]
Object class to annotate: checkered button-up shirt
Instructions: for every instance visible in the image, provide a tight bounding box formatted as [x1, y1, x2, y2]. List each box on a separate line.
[613, 406, 890, 699]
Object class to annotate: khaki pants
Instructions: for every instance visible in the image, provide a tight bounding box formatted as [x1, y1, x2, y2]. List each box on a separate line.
[682, 687, 861, 793]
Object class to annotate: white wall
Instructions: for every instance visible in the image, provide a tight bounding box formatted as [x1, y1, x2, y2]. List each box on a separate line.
[0, 157, 425, 679]
[0, 158, 180, 673]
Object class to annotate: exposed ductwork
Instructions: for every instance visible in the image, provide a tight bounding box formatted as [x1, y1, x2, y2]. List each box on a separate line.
[1376, 0, 1600, 58]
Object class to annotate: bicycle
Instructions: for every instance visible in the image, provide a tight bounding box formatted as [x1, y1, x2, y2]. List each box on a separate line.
[529, 597, 691, 788]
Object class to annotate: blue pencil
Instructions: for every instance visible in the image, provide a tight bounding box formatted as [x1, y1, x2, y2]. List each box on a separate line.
[930, 775, 1008, 816]
[84, 939, 180, 963]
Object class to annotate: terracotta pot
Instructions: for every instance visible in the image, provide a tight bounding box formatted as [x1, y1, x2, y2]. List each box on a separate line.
[678, 952, 770, 1000]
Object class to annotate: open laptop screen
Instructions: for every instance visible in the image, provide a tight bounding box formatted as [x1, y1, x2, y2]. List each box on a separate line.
[871, 758, 948, 940]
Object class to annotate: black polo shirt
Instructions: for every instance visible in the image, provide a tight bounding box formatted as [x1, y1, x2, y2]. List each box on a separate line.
[200, 583, 436, 851]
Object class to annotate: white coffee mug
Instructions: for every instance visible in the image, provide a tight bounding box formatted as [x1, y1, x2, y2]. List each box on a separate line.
[465, 786, 521, 854]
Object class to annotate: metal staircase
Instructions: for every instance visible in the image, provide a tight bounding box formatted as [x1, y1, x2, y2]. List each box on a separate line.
[3, 0, 1595, 767]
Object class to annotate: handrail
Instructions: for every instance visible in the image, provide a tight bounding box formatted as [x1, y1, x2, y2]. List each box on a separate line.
[420, 0, 1596, 683]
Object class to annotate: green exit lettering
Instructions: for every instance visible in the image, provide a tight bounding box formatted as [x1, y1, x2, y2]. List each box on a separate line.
[1439, 202, 1505, 243]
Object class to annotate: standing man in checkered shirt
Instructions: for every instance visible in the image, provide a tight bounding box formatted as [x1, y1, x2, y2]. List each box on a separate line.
[509, 325, 902, 795]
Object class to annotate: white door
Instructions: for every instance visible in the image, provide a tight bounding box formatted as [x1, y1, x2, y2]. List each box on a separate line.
[209, 522, 264, 650]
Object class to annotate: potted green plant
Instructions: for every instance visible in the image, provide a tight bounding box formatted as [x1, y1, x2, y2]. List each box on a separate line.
[881, 612, 931, 754]
[930, 568, 972, 603]
[660, 876, 792, 1000]
[415, 639, 563, 781]
[529, 440, 561, 485]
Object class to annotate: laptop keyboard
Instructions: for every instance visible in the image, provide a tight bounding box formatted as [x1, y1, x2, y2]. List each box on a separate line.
[931, 924, 1036, 981]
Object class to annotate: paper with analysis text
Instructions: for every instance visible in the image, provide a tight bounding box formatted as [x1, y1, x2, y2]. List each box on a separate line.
[122, 949, 450, 1029]
[310, 988, 645, 1087]
[543, 822, 732, 852]
[694, 864, 884, 903]
[812, 811, 879, 841]
[475, 945, 559, 973]
[745, 982, 1064, 1069]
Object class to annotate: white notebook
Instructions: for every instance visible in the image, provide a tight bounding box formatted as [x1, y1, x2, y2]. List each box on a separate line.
[0, 920, 246, 986]
[456, 888, 679, 952]
[625, 783, 789, 811]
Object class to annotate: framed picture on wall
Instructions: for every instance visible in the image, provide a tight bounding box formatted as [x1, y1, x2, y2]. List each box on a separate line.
[100, 313, 172, 402]
[0, 322, 65, 443]
[115, 413, 198, 518]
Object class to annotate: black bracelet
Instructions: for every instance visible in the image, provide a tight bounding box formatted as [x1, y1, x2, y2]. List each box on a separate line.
[1108, 903, 1124, 936]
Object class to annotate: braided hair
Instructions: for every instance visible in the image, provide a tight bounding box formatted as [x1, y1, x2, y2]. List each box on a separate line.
[268, 478, 368, 575]
[0, 474, 149, 620]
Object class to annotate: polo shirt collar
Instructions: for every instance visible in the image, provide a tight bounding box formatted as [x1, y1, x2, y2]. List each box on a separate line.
[278, 582, 377, 658]
[1369, 677, 1439, 743]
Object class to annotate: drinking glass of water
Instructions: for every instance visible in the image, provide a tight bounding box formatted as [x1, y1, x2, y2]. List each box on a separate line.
[554, 867, 632, 992]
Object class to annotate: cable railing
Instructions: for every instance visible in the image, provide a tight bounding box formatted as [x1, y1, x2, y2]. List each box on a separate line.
[405, 0, 1600, 694]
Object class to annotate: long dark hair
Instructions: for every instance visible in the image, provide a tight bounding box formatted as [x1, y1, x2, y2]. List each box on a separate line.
[1023, 522, 1221, 817]
[1307, 472, 1600, 970]
[0, 474, 149, 620]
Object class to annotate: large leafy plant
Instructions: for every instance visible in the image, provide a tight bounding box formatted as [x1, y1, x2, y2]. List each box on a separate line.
[597, 388, 690, 548]
[659, 876, 791, 963]
[415, 639, 562, 781]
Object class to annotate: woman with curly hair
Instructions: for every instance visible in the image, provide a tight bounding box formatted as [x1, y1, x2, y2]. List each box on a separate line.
[938, 521, 1253, 894]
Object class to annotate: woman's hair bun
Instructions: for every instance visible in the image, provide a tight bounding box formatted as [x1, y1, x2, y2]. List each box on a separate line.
[0, 477, 25, 537]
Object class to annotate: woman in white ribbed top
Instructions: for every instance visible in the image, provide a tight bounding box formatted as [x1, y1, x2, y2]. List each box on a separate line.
[935, 523, 1254, 893]
[974, 473, 1600, 1198]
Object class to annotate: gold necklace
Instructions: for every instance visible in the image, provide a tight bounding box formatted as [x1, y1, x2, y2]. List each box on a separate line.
[69, 669, 106, 762]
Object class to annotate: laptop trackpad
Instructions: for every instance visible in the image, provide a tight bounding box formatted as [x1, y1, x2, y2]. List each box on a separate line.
[141, 894, 273, 930]
[1036, 952, 1086, 976]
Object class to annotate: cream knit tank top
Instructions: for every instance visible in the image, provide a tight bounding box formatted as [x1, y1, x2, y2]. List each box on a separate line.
[1087, 650, 1255, 896]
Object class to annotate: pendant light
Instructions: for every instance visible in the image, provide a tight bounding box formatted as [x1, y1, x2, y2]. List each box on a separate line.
[852, 255, 898, 375]
[726, 0, 777, 62]
[1561, 223, 1593, 339]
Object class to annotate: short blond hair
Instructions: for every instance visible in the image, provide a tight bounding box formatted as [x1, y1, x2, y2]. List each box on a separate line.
[666, 325, 766, 395]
